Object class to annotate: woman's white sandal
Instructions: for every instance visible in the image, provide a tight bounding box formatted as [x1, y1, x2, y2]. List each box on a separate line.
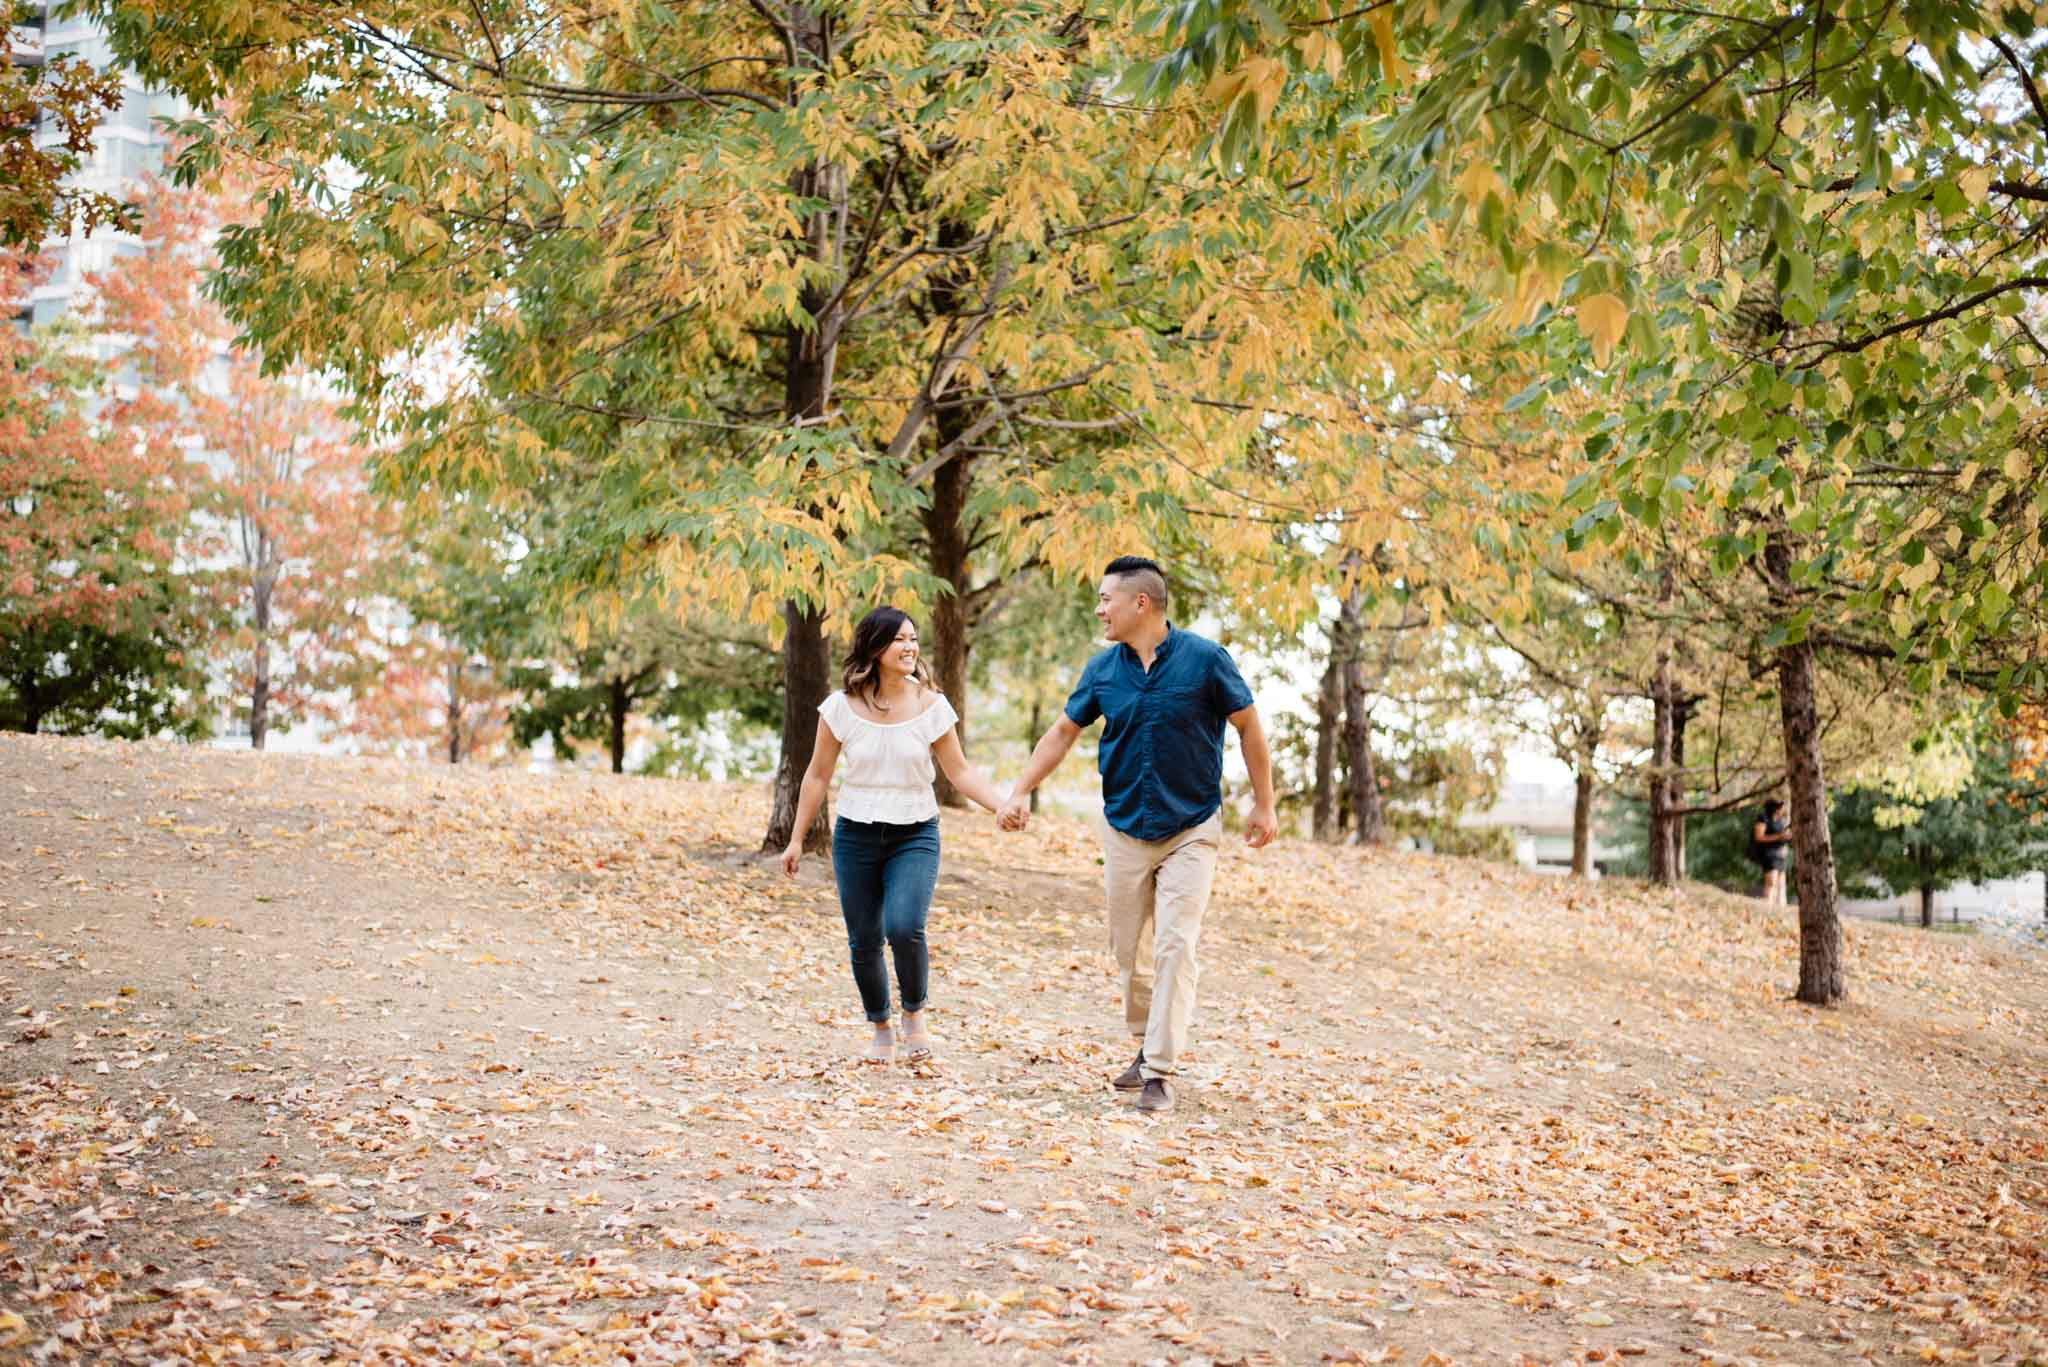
[900, 1016, 933, 1064]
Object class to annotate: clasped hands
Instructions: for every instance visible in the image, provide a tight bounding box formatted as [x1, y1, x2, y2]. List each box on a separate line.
[994, 794, 1277, 846]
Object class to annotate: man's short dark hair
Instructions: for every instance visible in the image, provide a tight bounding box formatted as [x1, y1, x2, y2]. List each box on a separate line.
[1104, 555, 1168, 609]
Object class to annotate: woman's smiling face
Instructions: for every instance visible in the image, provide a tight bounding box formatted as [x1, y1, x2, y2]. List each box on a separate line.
[883, 621, 919, 676]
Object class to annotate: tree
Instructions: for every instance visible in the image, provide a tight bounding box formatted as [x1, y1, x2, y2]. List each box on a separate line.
[1832, 728, 2048, 927]
[89, 180, 393, 749]
[90, 0, 1393, 859]
[1, 2, 132, 248]
[508, 596, 781, 776]
[0, 271, 213, 737]
[1137, 0, 2048, 1005]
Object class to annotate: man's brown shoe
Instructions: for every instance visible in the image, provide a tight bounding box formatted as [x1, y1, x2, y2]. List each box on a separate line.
[1136, 1077, 1173, 1112]
[1113, 1050, 1145, 1091]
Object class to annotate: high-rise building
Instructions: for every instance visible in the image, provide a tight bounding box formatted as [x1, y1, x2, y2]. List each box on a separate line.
[13, 1, 185, 330]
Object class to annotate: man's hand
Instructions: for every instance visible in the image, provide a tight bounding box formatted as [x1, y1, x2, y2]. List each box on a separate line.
[779, 844, 801, 877]
[998, 795, 1031, 831]
[1245, 802, 1277, 849]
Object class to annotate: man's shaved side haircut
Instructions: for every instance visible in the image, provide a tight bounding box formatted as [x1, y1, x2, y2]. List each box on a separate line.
[1104, 555, 1169, 610]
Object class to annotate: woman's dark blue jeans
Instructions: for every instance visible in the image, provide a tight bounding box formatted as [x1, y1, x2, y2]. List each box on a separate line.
[830, 815, 939, 1023]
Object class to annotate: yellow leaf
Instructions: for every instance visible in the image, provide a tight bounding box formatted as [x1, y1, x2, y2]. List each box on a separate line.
[1370, 6, 1407, 82]
[1203, 65, 1249, 109]
[1575, 292, 1628, 366]
[818, 1265, 871, 1283]
[1294, 30, 1343, 79]
[1456, 159, 1503, 205]
[1958, 165, 1992, 206]
[2003, 448, 2030, 482]
[1900, 558, 1940, 591]
[1247, 56, 1288, 122]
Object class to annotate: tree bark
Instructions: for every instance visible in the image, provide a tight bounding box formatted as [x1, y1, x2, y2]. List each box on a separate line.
[608, 676, 628, 775]
[1339, 591, 1384, 846]
[249, 569, 274, 751]
[1312, 643, 1342, 843]
[1919, 884, 1934, 929]
[1670, 697, 1694, 877]
[923, 422, 975, 809]
[764, 600, 832, 853]
[446, 656, 463, 766]
[1572, 766, 1596, 877]
[1768, 535, 1846, 1005]
[1027, 700, 1042, 815]
[761, 1, 844, 854]
[1647, 652, 1679, 885]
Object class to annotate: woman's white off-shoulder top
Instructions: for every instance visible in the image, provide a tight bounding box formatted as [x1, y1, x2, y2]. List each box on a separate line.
[819, 689, 958, 824]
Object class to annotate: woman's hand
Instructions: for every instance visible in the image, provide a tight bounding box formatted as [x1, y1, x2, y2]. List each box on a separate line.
[780, 844, 801, 877]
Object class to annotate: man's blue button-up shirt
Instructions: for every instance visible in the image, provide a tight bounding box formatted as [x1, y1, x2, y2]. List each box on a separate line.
[1063, 625, 1255, 842]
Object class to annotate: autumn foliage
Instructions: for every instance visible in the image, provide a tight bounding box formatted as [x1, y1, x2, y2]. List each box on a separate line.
[88, 179, 397, 747]
[0, 249, 213, 735]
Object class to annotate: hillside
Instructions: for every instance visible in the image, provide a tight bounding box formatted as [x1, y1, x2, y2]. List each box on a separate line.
[2, 734, 2044, 1364]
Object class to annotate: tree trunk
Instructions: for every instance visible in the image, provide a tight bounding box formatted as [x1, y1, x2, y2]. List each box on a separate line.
[608, 676, 628, 775]
[249, 569, 274, 751]
[1768, 536, 1845, 1005]
[1919, 884, 1934, 929]
[446, 656, 464, 766]
[1571, 766, 1596, 877]
[1312, 640, 1342, 843]
[764, 600, 832, 853]
[923, 408, 975, 809]
[919, 213, 987, 809]
[1647, 654, 1678, 885]
[1338, 591, 1384, 846]
[1027, 700, 1042, 814]
[1670, 698, 1693, 877]
[760, 2, 844, 852]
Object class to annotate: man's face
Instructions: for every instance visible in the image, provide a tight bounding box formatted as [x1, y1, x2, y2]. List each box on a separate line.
[1096, 575, 1146, 642]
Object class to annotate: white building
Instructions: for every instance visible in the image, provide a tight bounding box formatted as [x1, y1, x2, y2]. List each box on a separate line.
[1461, 776, 1626, 875]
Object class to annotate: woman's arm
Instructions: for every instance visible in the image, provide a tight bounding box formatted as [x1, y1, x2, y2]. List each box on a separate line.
[931, 727, 1005, 813]
[780, 719, 842, 874]
[1002, 715, 1083, 827]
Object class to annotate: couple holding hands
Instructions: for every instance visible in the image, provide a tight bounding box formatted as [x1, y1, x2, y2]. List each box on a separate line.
[779, 557, 1276, 1113]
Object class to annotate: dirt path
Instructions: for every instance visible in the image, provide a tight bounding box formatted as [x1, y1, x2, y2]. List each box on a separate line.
[2, 735, 2044, 1365]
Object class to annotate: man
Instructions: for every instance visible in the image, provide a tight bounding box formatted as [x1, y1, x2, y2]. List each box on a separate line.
[999, 556, 1277, 1114]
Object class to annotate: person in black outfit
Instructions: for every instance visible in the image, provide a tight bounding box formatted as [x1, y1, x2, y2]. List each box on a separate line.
[1750, 798, 1792, 905]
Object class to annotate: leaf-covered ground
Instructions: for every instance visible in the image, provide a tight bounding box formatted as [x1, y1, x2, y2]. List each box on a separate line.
[2, 735, 2044, 1365]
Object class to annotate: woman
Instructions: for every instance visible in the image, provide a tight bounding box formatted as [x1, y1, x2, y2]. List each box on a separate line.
[780, 607, 1006, 1064]
[1750, 798, 1792, 906]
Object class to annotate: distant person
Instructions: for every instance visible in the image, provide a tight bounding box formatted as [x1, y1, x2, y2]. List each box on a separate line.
[998, 556, 1277, 1114]
[781, 607, 1008, 1066]
[1750, 798, 1792, 905]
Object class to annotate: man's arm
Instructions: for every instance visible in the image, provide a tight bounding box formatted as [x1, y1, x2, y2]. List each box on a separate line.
[1229, 704, 1278, 848]
[1000, 715, 1084, 828]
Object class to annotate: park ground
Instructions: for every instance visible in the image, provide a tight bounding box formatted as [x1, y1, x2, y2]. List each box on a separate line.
[1, 733, 2044, 1366]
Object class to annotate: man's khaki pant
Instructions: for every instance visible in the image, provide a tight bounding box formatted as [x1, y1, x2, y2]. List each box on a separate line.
[1098, 813, 1221, 1081]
